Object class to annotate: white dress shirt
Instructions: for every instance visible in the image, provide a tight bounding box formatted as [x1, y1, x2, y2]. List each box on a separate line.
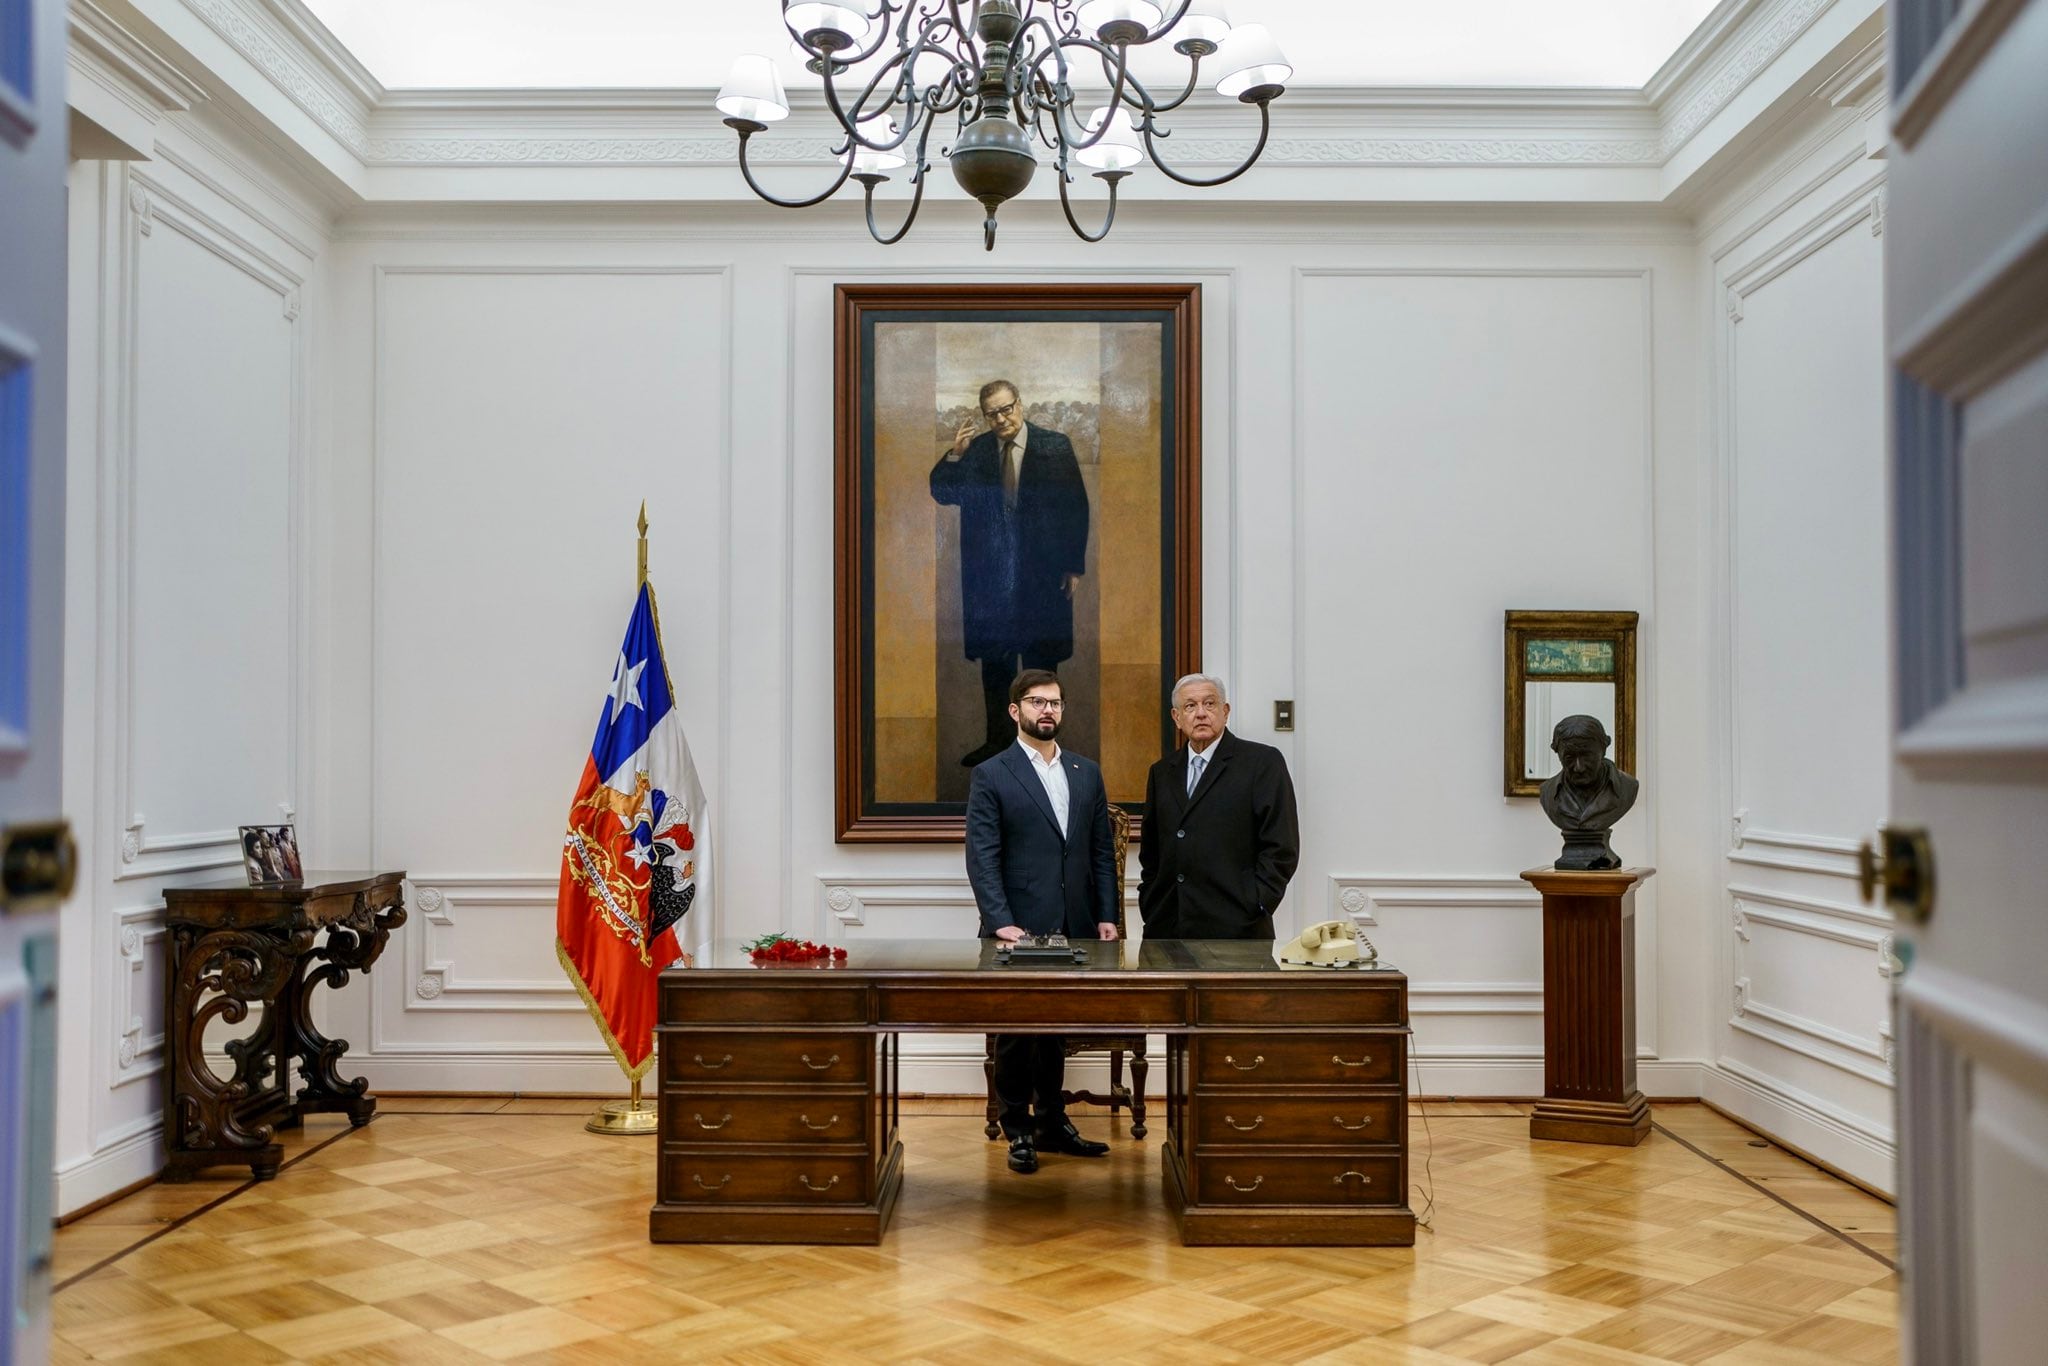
[1018, 737, 1069, 838]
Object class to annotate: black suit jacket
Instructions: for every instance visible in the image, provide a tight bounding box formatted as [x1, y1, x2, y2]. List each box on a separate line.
[965, 743, 1117, 939]
[1137, 730, 1300, 940]
[929, 424, 1089, 663]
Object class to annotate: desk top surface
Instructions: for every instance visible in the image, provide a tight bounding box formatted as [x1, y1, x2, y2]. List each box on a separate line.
[675, 938, 1402, 978]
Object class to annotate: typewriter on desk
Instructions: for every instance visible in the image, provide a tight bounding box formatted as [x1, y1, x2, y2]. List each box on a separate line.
[993, 932, 1089, 966]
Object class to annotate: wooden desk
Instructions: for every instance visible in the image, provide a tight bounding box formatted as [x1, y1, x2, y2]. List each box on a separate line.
[160, 870, 407, 1181]
[652, 939, 1414, 1247]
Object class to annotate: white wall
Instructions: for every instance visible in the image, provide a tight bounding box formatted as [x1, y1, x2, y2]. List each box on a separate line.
[1696, 104, 1896, 1191]
[57, 109, 330, 1215]
[308, 205, 1710, 1100]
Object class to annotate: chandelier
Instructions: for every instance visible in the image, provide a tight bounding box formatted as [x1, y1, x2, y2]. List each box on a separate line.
[716, 1, 1292, 249]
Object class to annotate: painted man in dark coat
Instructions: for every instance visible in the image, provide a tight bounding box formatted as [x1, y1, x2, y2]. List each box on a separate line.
[930, 379, 1090, 767]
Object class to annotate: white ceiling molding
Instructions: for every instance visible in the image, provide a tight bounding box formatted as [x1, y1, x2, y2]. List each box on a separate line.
[69, 0, 211, 159]
[122, 0, 1883, 206]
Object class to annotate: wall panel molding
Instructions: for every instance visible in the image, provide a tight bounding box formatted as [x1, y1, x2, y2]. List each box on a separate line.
[403, 878, 582, 1013]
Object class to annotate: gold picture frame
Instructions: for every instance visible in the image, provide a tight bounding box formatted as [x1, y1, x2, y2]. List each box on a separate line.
[1504, 610, 1637, 798]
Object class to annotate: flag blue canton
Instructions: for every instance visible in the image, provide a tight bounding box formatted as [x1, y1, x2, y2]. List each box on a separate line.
[589, 583, 675, 782]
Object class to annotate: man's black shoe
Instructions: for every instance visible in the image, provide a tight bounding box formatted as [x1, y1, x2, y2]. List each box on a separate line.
[1006, 1134, 1039, 1173]
[1034, 1119, 1109, 1157]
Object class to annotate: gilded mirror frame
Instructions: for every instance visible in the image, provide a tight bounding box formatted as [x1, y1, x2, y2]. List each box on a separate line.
[1504, 609, 1637, 798]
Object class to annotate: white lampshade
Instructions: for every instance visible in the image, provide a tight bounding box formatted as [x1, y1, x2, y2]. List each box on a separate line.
[1078, 0, 1165, 36]
[1213, 23, 1291, 98]
[1075, 107, 1144, 172]
[785, 1, 875, 49]
[717, 56, 791, 122]
[849, 114, 908, 174]
[1163, 0, 1231, 47]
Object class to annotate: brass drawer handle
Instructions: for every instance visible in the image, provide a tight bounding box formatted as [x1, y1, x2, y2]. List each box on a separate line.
[801, 1053, 840, 1070]
[1224, 1054, 1264, 1071]
[692, 1174, 731, 1191]
[1333, 1115, 1373, 1130]
[800, 1114, 838, 1131]
[798, 1174, 839, 1192]
[1223, 1114, 1263, 1131]
[1223, 1175, 1264, 1192]
[695, 1053, 734, 1070]
[693, 1112, 732, 1131]
[1331, 1054, 1374, 1068]
[1334, 1170, 1373, 1186]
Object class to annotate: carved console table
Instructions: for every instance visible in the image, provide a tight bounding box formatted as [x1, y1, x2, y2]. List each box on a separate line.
[160, 870, 406, 1181]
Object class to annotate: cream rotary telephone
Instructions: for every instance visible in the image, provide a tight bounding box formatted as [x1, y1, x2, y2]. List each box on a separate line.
[1278, 919, 1378, 968]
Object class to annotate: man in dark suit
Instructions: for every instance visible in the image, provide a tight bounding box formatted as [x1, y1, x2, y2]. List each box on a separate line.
[964, 669, 1119, 1173]
[931, 380, 1090, 767]
[1138, 673, 1300, 940]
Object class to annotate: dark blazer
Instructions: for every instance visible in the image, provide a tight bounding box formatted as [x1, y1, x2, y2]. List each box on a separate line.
[1137, 729, 1300, 940]
[965, 743, 1118, 939]
[929, 424, 1089, 663]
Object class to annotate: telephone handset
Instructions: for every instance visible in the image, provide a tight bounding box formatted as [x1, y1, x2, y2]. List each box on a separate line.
[1278, 918, 1378, 968]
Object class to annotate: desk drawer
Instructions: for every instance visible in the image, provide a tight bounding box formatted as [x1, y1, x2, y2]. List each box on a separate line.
[663, 1093, 868, 1145]
[1194, 1095, 1402, 1147]
[662, 1033, 870, 1086]
[1197, 985, 1403, 1027]
[1194, 1154, 1402, 1207]
[1193, 1034, 1400, 1087]
[660, 1152, 867, 1205]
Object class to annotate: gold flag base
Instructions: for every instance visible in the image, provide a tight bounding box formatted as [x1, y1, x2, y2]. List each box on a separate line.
[585, 1078, 658, 1136]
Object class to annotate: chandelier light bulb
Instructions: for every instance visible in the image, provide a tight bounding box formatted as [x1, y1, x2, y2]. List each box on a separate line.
[1075, 107, 1144, 172]
[716, 56, 791, 124]
[784, 1, 875, 53]
[849, 114, 908, 175]
[1213, 23, 1291, 101]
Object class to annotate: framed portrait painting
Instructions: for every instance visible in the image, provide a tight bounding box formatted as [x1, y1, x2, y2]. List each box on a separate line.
[834, 283, 1202, 842]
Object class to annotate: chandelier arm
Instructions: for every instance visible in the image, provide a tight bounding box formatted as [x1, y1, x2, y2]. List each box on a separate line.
[1055, 164, 1128, 243]
[859, 165, 932, 245]
[1108, 48, 1199, 114]
[734, 127, 857, 209]
[1026, 35, 1133, 151]
[1140, 97, 1274, 187]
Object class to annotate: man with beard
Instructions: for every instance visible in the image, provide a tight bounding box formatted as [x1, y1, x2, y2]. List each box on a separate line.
[963, 669, 1119, 1174]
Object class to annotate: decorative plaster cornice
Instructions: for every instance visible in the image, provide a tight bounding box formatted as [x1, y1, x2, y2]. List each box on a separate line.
[166, 0, 1875, 187]
[1653, 0, 1836, 159]
[182, 0, 372, 155]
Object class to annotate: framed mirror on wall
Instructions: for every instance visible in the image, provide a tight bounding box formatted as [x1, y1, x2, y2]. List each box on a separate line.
[1504, 610, 1637, 798]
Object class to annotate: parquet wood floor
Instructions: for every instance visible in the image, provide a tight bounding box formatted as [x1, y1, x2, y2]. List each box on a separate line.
[52, 1100, 1897, 1364]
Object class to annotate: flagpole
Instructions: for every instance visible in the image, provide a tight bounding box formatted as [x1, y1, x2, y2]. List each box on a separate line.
[586, 501, 660, 1138]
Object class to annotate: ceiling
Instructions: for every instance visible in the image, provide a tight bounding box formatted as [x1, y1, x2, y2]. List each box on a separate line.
[301, 0, 1724, 92]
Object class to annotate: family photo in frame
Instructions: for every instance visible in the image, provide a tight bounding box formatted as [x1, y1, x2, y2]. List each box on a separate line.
[238, 823, 303, 886]
[833, 283, 1204, 842]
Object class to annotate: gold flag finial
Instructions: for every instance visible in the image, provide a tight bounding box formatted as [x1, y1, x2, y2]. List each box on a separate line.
[636, 501, 649, 587]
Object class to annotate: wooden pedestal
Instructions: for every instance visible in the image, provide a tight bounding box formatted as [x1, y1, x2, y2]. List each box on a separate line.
[1522, 866, 1654, 1147]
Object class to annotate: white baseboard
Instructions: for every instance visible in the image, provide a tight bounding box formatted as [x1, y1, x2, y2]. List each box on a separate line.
[1702, 1057, 1896, 1194]
[1408, 1058, 1705, 1100]
[55, 1123, 164, 1219]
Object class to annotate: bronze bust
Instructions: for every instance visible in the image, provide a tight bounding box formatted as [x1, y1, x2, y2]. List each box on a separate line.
[1538, 715, 1639, 870]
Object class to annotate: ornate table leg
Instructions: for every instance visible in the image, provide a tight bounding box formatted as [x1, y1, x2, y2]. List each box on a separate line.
[280, 891, 406, 1126]
[163, 923, 309, 1182]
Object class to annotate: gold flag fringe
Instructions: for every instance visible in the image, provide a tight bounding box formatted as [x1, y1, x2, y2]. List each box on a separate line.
[555, 938, 655, 1082]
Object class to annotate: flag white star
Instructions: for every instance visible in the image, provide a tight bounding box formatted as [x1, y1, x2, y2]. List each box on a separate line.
[607, 651, 647, 723]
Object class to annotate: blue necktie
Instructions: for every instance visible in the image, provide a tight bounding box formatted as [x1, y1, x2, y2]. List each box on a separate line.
[1187, 753, 1206, 797]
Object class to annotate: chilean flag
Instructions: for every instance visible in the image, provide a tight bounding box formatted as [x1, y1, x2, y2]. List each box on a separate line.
[555, 582, 707, 1078]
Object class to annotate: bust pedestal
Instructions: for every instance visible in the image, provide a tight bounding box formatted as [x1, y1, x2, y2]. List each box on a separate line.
[1522, 866, 1653, 1146]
